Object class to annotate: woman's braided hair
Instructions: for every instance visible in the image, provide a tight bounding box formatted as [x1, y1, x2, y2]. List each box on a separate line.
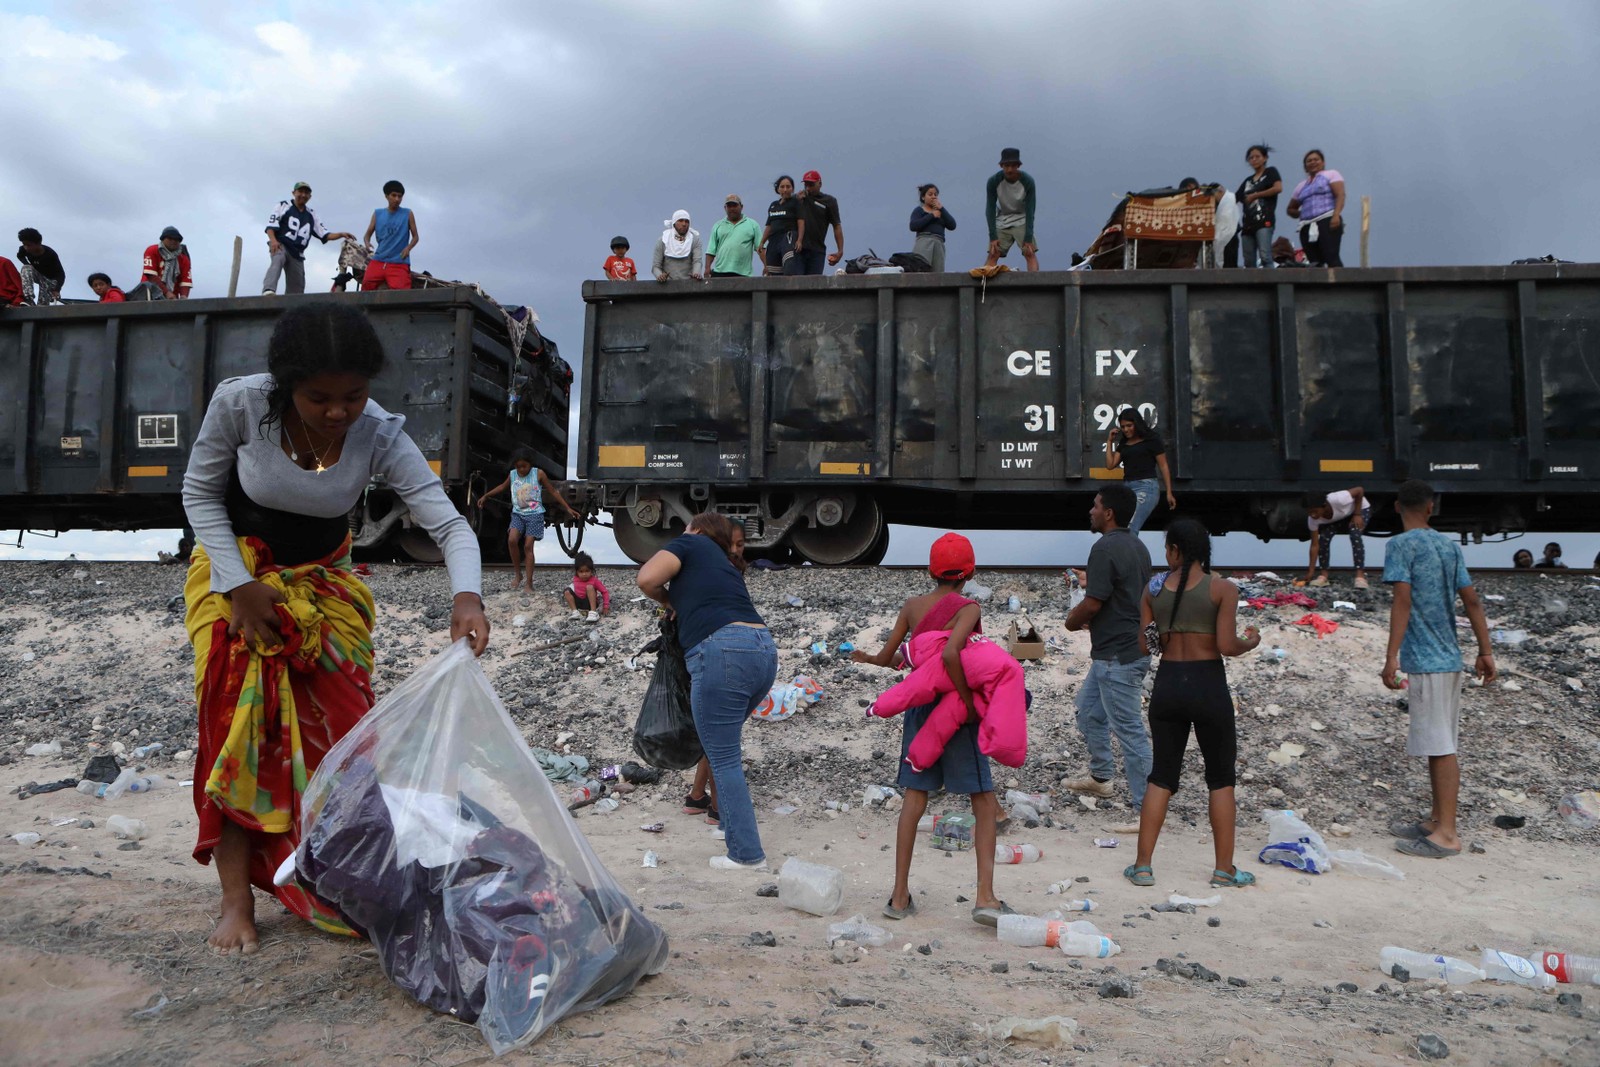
[1160, 518, 1213, 647]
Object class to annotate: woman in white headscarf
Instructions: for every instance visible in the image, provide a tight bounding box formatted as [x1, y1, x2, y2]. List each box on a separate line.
[652, 210, 704, 282]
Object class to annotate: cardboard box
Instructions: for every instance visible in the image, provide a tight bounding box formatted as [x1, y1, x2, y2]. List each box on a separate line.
[1007, 620, 1045, 660]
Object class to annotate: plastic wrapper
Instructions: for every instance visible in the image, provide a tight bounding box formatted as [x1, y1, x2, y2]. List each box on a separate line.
[1257, 808, 1333, 874]
[291, 639, 669, 1055]
[631, 619, 702, 769]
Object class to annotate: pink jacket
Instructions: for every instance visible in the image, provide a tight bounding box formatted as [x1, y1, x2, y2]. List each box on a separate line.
[871, 630, 1028, 769]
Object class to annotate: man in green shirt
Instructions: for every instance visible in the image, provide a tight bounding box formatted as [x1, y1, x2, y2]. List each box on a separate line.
[984, 147, 1039, 271]
[705, 195, 763, 278]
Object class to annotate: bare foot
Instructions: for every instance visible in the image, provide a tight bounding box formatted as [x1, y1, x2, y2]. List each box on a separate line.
[508, 576, 523, 591]
[209, 895, 259, 956]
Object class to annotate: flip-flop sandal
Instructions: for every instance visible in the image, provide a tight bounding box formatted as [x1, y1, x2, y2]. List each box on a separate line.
[971, 902, 1017, 927]
[1387, 819, 1430, 840]
[882, 897, 917, 921]
[1123, 864, 1154, 887]
[1210, 867, 1257, 888]
[1394, 836, 1460, 859]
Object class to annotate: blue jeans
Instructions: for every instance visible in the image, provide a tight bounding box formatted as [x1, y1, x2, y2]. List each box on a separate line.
[1074, 657, 1152, 811]
[1126, 478, 1160, 534]
[1239, 226, 1275, 268]
[685, 624, 778, 864]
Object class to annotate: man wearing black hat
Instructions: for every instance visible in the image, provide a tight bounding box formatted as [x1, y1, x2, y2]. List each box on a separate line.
[261, 182, 355, 296]
[984, 148, 1038, 271]
[139, 227, 192, 300]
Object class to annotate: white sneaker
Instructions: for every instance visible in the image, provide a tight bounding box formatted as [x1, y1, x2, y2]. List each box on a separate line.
[1061, 775, 1115, 798]
[585, 610, 600, 624]
[569, 609, 583, 621]
[709, 855, 770, 872]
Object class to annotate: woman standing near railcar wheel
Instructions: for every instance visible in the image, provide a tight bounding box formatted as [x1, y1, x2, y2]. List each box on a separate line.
[1104, 408, 1175, 534]
[758, 175, 805, 277]
[181, 303, 490, 955]
[908, 183, 956, 272]
[637, 513, 777, 872]
[1286, 149, 1346, 267]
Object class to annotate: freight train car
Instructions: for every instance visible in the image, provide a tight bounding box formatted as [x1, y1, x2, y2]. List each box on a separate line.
[578, 265, 1600, 564]
[0, 288, 570, 561]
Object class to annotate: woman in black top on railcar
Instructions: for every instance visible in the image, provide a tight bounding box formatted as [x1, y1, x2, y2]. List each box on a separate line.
[1104, 407, 1175, 534]
[758, 175, 805, 277]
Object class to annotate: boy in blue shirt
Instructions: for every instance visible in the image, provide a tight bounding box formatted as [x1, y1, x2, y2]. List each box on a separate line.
[1381, 480, 1495, 859]
[361, 180, 419, 290]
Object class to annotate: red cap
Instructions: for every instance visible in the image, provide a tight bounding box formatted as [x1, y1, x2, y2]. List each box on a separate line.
[929, 532, 975, 581]
[802, 170, 822, 183]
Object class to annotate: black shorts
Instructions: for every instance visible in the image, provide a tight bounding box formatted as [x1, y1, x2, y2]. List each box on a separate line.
[1147, 659, 1237, 793]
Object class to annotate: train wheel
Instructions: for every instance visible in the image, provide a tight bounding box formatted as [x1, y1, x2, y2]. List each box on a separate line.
[396, 526, 445, 564]
[790, 497, 884, 566]
[858, 524, 890, 566]
[612, 510, 676, 564]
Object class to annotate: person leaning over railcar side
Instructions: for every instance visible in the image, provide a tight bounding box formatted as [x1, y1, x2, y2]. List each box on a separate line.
[1286, 149, 1345, 268]
[138, 226, 193, 300]
[181, 303, 488, 955]
[653, 210, 703, 282]
[909, 183, 956, 272]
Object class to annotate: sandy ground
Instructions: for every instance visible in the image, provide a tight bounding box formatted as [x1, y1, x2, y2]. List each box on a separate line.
[1, 561, 1598, 1066]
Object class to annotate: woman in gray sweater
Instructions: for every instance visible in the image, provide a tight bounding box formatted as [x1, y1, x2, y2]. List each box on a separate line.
[181, 303, 488, 955]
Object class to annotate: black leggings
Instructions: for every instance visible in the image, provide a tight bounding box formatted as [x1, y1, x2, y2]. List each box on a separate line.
[1316, 508, 1370, 571]
[1299, 220, 1344, 267]
[1147, 659, 1237, 793]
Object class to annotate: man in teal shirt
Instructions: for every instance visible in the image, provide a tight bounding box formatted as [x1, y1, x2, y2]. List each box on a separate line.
[705, 195, 762, 278]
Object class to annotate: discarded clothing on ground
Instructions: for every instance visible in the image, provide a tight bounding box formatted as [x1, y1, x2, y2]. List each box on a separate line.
[869, 631, 1029, 769]
[1244, 591, 1318, 610]
[291, 641, 668, 1055]
[1293, 613, 1340, 638]
[750, 675, 824, 723]
[530, 747, 591, 784]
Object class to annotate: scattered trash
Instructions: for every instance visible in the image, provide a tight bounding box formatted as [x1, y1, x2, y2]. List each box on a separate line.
[511, 615, 527, 628]
[991, 1015, 1078, 1047]
[995, 843, 1042, 864]
[1004, 789, 1052, 813]
[827, 914, 893, 947]
[1258, 809, 1332, 874]
[1538, 951, 1600, 985]
[1093, 837, 1118, 849]
[638, 823, 665, 835]
[17, 778, 77, 798]
[50, 817, 80, 827]
[1293, 613, 1339, 637]
[1379, 947, 1484, 985]
[838, 641, 855, 653]
[1259, 647, 1289, 663]
[24, 741, 61, 757]
[965, 582, 993, 603]
[997, 914, 1069, 947]
[633, 619, 702, 770]
[1169, 894, 1222, 908]
[808, 641, 829, 656]
[784, 595, 805, 608]
[1491, 629, 1529, 648]
[76, 780, 110, 799]
[771, 804, 798, 815]
[106, 815, 147, 841]
[777, 857, 844, 916]
[11, 832, 42, 847]
[21, 651, 36, 663]
[1328, 849, 1405, 881]
[1479, 949, 1555, 989]
[862, 784, 899, 807]
[1491, 815, 1525, 830]
[592, 797, 620, 813]
[1077, 794, 1098, 811]
[927, 812, 975, 851]
[641, 851, 659, 869]
[1557, 791, 1600, 830]
[1331, 600, 1357, 610]
[131, 743, 164, 760]
[1059, 920, 1120, 958]
[1006, 595, 1021, 612]
[1266, 742, 1307, 767]
[129, 993, 170, 1020]
[1042, 899, 1096, 913]
[750, 675, 824, 723]
[1246, 591, 1317, 610]
[81, 755, 120, 784]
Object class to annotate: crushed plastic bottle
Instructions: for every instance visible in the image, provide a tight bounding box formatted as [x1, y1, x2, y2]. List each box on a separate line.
[101, 768, 141, 800]
[1491, 629, 1529, 648]
[592, 797, 620, 813]
[862, 784, 898, 806]
[76, 780, 110, 798]
[827, 914, 893, 947]
[1557, 791, 1600, 831]
[1008, 802, 1041, 824]
[130, 743, 164, 760]
[1479, 949, 1556, 989]
[107, 815, 147, 841]
[570, 780, 604, 805]
[1259, 647, 1288, 663]
[1042, 899, 1096, 913]
[1378, 946, 1485, 985]
[25, 741, 62, 757]
[1168, 894, 1222, 908]
[641, 850, 658, 868]
[778, 857, 844, 916]
[1004, 790, 1053, 813]
[994, 843, 1042, 864]
[784, 595, 805, 608]
[11, 832, 42, 846]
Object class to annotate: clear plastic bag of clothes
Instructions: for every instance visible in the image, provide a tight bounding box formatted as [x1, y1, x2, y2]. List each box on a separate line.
[631, 618, 702, 769]
[288, 639, 669, 1055]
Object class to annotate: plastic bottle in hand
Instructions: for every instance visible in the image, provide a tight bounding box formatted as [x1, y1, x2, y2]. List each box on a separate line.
[1378, 946, 1485, 985]
[994, 843, 1042, 864]
[1537, 951, 1600, 985]
[997, 915, 1065, 947]
[1479, 949, 1555, 989]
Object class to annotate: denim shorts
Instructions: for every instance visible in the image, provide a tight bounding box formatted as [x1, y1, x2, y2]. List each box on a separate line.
[896, 703, 993, 795]
[509, 510, 545, 540]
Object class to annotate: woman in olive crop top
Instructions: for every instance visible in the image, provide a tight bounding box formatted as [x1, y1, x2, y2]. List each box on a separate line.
[1124, 519, 1261, 890]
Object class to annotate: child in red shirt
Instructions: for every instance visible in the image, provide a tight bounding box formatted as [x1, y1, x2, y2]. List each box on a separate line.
[603, 236, 637, 281]
[562, 551, 610, 623]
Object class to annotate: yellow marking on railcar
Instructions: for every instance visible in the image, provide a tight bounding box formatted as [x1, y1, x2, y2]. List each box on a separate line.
[819, 461, 871, 475]
[427, 460, 442, 476]
[127, 466, 168, 478]
[1319, 459, 1374, 473]
[1088, 467, 1124, 480]
[598, 445, 648, 467]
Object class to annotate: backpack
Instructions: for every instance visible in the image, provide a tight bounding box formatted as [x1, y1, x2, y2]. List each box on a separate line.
[845, 249, 894, 274]
[889, 251, 933, 273]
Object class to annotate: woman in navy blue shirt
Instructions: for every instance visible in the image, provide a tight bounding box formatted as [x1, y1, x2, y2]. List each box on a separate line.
[638, 513, 777, 871]
[909, 183, 956, 272]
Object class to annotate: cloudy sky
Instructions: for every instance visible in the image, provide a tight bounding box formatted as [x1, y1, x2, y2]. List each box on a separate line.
[4, 1, 1598, 570]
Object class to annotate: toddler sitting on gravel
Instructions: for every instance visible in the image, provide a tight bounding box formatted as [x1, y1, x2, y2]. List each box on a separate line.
[562, 552, 609, 623]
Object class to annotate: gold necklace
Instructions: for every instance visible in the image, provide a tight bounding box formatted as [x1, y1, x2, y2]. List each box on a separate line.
[290, 419, 332, 473]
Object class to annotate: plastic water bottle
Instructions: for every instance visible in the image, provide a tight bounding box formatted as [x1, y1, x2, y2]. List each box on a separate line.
[571, 780, 603, 804]
[131, 743, 164, 760]
[592, 797, 619, 813]
[1004, 790, 1053, 813]
[1059, 922, 1120, 958]
[1479, 949, 1556, 989]
[1007, 595, 1021, 612]
[994, 843, 1042, 864]
[101, 768, 140, 800]
[106, 815, 147, 841]
[1008, 802, 1041, 824]
[827, 915, 893, 947]
[1043, 899, 1096, 914]
[1378, 946, 1485, 985]
[1537, 951, 1600, 985]
[778, 857, 845, 916]
[997, 915, 1065, 948]
[77, 780, 110, 798]
[125, 776, 166, 794]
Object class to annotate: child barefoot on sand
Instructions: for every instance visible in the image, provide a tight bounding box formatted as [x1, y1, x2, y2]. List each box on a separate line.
[478, 447, 579, 592]
[851, 533, 1014, 927]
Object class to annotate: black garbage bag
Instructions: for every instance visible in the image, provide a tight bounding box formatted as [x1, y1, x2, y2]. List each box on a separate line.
[289, 640, 669, 1055]
[631, 618, 702, 770]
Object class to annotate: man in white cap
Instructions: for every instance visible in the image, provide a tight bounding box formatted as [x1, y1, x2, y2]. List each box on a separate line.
[704, 195, 762, 279]
[652, 210, 704, 282]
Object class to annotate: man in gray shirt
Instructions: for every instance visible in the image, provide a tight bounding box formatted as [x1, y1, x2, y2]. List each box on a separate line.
[1063, 483, 1153, 832]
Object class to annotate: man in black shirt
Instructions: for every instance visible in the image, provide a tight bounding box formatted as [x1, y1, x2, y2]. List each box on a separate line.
[1063, 484, 1153, 833]
[790, 169, 843, 276]
[15, 228, 65, 305]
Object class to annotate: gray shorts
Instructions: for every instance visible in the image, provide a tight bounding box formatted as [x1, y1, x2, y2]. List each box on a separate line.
[995, 225, 1032, 255]
[1406, 672, 1462, 757]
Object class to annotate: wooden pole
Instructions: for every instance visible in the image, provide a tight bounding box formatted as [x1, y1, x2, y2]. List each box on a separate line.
[1360, 196, 1371, 268]
[228, 235, 243, 295]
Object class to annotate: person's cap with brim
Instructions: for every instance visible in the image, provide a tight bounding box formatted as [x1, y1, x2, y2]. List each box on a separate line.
[999, 148, 1022, 165]
[802, 170, 821, 183]
[725, 194, 742, 206]
[160, 226, 183, 241]
[292, 181, 311, 192]
[929, 532, 976, 581]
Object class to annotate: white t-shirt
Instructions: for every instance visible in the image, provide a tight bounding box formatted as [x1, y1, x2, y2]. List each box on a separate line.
[1308, 489, 1367, 531]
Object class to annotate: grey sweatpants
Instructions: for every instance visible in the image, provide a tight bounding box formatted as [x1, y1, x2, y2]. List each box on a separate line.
[912, 232, 946, 272]
[262, 247, 307, 294]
